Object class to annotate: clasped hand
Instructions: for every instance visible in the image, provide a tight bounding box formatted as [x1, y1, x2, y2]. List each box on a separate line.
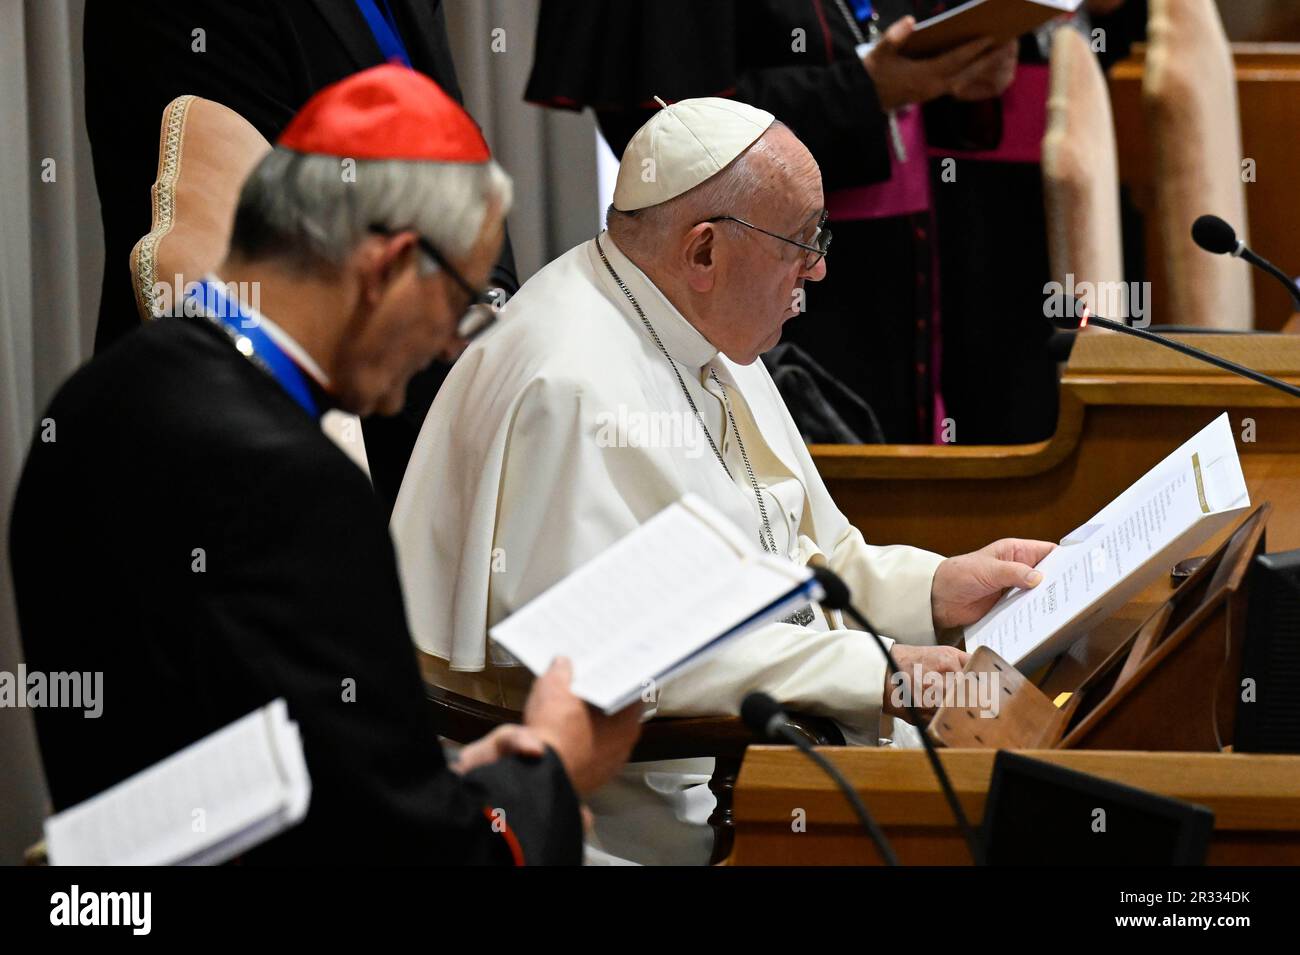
[863, 16, 1020, 111]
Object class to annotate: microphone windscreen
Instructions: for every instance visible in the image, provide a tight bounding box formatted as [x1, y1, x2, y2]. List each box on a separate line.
[740, 691, 784, 736]
[1191, 215, 1239, 255]
[810, 566, 851, 611]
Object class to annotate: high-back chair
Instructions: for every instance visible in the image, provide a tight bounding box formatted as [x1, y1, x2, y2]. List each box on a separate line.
[131, 95, 370, 472]
[1042, 24, 1127, 320]
[1144, 0, 1254, 329]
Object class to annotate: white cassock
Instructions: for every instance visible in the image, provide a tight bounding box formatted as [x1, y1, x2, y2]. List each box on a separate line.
[392, 233, 946, 864]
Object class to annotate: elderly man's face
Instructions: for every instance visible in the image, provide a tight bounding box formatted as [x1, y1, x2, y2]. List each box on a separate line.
[706, 126, 827, 365]
[340, 211, 503, 416]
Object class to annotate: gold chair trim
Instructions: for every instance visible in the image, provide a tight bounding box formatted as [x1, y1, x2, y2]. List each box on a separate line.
[132, 94, 195, 321]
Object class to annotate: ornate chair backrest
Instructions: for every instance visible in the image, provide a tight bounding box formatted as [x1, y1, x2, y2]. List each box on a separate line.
[1042, 25, 1127, 320]
[130, 95, 370, 473]
[1145, 0, 1254, 329]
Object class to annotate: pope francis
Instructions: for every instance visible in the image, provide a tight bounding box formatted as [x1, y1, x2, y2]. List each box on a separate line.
[393, 97, 1054, 864]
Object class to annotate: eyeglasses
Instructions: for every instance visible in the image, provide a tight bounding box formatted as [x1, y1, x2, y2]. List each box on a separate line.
[702, 210, 832, 269]
[368, 225, 502, 342]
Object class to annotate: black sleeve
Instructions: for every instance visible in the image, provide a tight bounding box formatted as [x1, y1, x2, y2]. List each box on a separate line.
[733, 58, 894, 191]
[211, 444, 583, 865]
[526, 0, 894, 189]
[466, 751, 585, 865]
[596, 59, 897, 191]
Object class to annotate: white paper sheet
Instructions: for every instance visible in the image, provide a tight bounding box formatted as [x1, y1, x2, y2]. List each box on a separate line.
[489, 494, 815, 712]
[45, 699, 311, 866]
[964, 413, 1249, 672]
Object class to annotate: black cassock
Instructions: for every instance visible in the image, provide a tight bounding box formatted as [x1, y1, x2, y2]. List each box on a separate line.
[9, 315, 582, 865]
[82, 0, 511, 514]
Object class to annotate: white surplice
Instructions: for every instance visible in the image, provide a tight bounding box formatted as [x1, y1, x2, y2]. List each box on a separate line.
[392, 234, 946, 864]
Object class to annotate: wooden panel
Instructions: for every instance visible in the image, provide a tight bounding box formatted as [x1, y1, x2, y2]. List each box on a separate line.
[1110, 44, 1300, 331]
[1216, 1, 1300, 42]
[811, 330, 1300, 557]
[729, 747, 1300, 865]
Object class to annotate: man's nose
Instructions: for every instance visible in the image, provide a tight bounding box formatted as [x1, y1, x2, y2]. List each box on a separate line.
[801, 254, 828, 283]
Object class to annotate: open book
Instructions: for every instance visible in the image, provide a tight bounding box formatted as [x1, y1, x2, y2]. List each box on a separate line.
[489, 494, 822, 713]
[902, 0, 1081, 57]
[45, 699, 311, 865]
[965, 413, 1251, 673]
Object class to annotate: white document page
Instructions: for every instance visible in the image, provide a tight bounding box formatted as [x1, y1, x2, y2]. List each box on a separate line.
[45, 699, 311, 866]
[964, 413, 1249, 672]
[904, 0, 1081, 56]
[914, 0, 1080, 32]
[489, 494, 813, 712]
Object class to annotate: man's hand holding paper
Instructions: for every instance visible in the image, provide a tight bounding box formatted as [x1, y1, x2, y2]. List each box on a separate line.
[931, 537, 1058, 628]
[964, 414, 1251, 672]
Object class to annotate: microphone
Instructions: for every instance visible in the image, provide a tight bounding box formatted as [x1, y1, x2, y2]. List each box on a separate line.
[740, 691, 900, 865]
[1047, 294, 1300, 400]
[809, 566, 986, 866]
[1192, 214, 1300, 311]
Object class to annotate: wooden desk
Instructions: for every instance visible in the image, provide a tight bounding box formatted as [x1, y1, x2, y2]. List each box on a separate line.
[729, 747, 1300, 865]
[812, 329, 1300, 556]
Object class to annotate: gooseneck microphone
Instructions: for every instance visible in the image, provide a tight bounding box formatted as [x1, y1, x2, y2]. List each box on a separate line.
[740, 691, 899, 866]
[1192, 214, 1300, 311]
[809, 566, 985, 866]
[1048, 294, 1300, 400]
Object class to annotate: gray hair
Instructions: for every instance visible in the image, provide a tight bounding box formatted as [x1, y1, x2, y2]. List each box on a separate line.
[606, 120, 786, 259]
[229, 147, 512, 275]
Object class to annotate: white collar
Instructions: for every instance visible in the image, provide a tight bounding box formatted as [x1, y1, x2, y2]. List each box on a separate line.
[593, 232, 719, 371]
[205, 275, 332, 389]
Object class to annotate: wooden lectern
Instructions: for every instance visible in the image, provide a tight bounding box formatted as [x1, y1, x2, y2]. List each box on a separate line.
[727, 506, 1300, 865]
[928, 503, 1270, 754]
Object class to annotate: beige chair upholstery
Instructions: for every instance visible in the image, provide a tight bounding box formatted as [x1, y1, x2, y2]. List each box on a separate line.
[1144, 0, 1254, 329]
[1042, 25, 1126, 320]
[130, 95, 271, 321]
[131, 95, 370, 474]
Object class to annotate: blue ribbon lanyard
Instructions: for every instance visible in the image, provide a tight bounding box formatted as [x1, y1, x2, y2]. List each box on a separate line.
[355, 0, 413, 67]
[851, 0, 875, 23]
[191, 280, 320, 419]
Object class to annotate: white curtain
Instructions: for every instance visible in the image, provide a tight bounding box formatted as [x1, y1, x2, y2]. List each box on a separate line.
[443, 0, 601, 281]
[1, 0, 102, 863]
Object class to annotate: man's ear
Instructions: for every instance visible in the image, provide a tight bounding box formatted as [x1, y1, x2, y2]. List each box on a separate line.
[360, 232, 419, 305]
[682, 222, 717, 293]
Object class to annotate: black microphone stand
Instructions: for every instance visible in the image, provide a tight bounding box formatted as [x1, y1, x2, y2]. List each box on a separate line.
[751, 705, 901, 866]
[811, 568, 986, 866]
[1077, 307, 1300, 400]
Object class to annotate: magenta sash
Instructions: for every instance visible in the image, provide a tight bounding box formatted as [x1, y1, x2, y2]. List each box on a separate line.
[928, 64, 1050, 165]
[825, 106, 932, 221]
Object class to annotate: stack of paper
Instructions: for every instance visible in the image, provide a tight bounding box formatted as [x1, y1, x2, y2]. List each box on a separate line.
[965, 413, 1250, 672]
[45, 699, 311, 865]
[489, 494, 821, 713]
